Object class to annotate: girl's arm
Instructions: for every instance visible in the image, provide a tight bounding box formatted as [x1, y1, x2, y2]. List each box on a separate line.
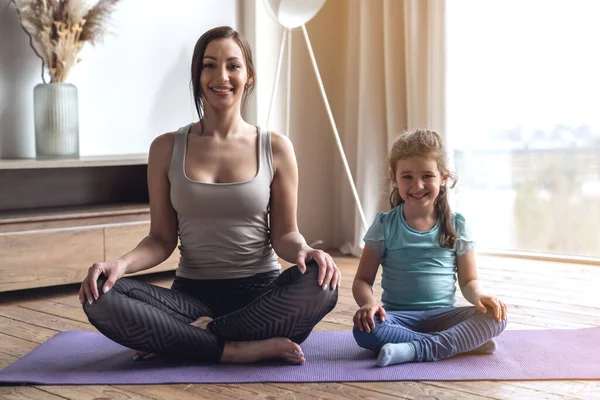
[352, 244, 386, 331]
[353, 244, 382, 306]
[457, 249, 507, 322]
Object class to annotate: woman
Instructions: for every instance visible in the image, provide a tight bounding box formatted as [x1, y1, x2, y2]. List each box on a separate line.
[79, 26, 339, 364]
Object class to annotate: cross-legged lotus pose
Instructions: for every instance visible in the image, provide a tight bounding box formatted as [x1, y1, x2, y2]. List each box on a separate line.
[352, 129, 507, 367]
[79, 26, 339, 364]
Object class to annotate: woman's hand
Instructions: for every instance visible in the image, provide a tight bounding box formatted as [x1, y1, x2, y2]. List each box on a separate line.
[353, 303, 386, 332]
[475, 294, 507, 322]
[79, 259, 127, 305]
[296, 248, 341, 290]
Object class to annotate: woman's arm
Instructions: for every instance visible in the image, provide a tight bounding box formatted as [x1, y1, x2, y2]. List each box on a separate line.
[79, 133, 179, 303]
[119, 133, 179, 273]
[268, 132, 340, 289]
[268, 132, 306, 261]
[457, 249, 507, 321]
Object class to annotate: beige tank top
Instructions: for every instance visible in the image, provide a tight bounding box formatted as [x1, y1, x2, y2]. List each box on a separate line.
[168, 123, 281, 279]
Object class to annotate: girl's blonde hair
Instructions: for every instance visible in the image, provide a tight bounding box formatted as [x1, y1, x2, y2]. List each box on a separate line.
[388, 129, 458, 249]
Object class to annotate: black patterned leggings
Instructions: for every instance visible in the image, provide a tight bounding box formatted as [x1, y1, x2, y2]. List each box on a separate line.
[82, 261, 338, 363]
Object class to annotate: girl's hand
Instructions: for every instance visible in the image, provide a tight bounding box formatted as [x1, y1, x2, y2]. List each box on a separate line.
[353, 303, 386, 332]
[296, 248, 341, 290]
[475, 294, 507, 322]
[79, 260, 127, 305]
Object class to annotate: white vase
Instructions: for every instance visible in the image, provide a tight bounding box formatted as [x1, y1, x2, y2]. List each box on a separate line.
[34, 83, 80, 159]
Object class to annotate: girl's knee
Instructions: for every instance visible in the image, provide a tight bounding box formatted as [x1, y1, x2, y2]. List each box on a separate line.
[352, 318, 385, 351]
[353, 326, 378, 350]
[479, 309, 508, 335]
[496, 315, 508, 333]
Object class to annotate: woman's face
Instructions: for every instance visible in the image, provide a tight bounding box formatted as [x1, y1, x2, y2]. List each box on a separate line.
[200, 38, 252, 112]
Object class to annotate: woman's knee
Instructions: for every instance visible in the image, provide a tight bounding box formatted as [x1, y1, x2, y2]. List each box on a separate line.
[300, 260, 320, 280]
[274, 260, 338, 315]
[82, 276, 124, 315]
[290, 261, 337, 294]
[308, 278, 338, 318]
[81, 276, 105, 310]
[280, 260, 331, 283]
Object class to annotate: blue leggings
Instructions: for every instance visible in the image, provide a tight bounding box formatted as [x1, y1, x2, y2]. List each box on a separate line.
[353, 306, 507, 362]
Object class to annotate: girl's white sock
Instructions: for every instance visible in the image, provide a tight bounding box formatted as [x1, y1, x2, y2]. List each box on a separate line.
[376, 342, 416, 367]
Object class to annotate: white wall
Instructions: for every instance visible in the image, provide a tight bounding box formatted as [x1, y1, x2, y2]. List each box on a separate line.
[239, 0, 287, 135]
[0, 0, 344, 248]
[0, 0, 240, 158]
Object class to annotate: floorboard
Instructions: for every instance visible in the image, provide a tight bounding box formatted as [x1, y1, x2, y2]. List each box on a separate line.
[0, 254, 598, 399]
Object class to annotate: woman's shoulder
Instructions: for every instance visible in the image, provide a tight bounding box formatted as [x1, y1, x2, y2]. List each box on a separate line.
[151, 123, 192, 149]
[149, 131, 179, 166]
[150, 131, 177, 153]
[269, 130, 294, 154]
[268, 131, 296, 172]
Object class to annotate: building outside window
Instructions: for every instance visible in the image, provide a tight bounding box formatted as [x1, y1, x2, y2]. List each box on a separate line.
[446, 0, 600, 258]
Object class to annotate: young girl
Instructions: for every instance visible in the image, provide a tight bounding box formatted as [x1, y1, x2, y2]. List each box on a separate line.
[352, 129, 507, 367]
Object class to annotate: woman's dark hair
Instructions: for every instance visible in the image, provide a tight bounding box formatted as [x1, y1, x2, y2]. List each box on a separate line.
[191, 26, 256, 120]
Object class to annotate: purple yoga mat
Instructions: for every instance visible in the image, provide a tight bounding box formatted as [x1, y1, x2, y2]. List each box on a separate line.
[1, 328, 599, 384]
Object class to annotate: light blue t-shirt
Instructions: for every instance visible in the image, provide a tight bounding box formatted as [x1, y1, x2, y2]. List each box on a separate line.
[363, 204, 475, 311]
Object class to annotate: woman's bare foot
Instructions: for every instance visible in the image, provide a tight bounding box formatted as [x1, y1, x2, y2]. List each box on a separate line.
[220, 337, 305, 364]
[190, 316, 213, 330]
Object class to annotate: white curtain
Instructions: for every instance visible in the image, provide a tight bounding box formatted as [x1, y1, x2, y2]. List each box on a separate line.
[334, 0, 446, 256]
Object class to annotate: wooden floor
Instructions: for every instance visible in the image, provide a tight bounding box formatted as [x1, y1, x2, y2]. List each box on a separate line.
[1, 254, 600, 399]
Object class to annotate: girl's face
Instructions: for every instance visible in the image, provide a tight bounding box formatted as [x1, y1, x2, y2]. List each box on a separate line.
[200, 38, 252, 112]
[393, 155, 446, 211]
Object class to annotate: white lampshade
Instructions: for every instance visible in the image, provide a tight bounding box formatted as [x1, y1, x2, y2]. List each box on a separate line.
[264, 0, 327, 29]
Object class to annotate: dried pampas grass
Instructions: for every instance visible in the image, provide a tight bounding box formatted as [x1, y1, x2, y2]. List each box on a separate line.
[11, 0, 120, 83]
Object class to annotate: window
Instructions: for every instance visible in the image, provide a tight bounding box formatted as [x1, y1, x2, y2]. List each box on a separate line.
[446, 0, 600, 257]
